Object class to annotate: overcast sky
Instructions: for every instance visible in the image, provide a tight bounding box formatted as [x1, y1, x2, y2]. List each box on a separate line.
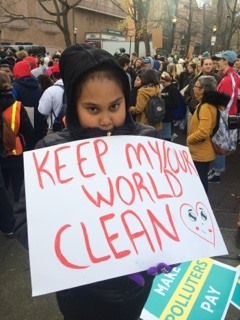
[195, 0, 212, 7]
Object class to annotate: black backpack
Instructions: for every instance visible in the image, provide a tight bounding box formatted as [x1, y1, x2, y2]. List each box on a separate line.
[51, 84, 67, 132]
[146, 95, 165, 125]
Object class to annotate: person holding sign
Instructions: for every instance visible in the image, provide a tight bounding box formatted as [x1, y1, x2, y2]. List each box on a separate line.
[14, 44, 178, 320]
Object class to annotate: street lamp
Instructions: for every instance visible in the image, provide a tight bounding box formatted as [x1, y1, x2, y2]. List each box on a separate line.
[224, 15, 230, 48]
[180, 33, 185, 57]
[74, 27, 77, 44]
[211, 25, 217, 55]
[128, 30, 134, 55]
[171, 16, 177, 54]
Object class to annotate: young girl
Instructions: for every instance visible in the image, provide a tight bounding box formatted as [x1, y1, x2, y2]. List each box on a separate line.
[15, 44, 176, 320]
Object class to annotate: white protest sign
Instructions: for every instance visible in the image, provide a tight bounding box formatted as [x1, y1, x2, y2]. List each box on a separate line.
[23, 136, 227, 296]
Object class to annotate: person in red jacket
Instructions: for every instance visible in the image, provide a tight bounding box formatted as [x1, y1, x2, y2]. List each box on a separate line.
[208, 50, 240, 184]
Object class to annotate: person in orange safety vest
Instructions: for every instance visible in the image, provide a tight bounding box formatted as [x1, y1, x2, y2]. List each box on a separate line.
[0, 70, 34, 202]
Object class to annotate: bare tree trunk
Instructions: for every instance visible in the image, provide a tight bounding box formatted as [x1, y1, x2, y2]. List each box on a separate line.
[137, 0, 151, 56]
[202, 3, 207, 52]
[215, 0, 224, 51]
[226, 0, 238, 49]
[144, 33, 151, 55]
[185, 0, 193, 57]
[62, 11, 71, 47]
[134, 38, 140, 55]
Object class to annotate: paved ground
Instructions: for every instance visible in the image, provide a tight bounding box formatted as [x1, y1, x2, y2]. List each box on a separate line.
[0, 130, 240, 320]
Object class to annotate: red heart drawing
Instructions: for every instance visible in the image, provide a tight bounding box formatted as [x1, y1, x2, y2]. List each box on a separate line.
[180, 202, 215, 246]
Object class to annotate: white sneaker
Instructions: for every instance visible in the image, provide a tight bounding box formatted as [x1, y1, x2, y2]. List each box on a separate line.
[179, 120, 185, 130]
[208, 169, 215, 178]
[173, 120, 181, 127]
[171, 133, 178, 141]
[208, 173, 221, 184]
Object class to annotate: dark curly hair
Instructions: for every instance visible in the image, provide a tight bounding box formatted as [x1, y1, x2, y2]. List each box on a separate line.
[37, 74, 53, 93]
[141, 69, 159, 86]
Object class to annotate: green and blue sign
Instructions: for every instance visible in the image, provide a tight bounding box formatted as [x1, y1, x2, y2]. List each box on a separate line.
[141, 258, 239, 320]
[231, 265, 240, 310]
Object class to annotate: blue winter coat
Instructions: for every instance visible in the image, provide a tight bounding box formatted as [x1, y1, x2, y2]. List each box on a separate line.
[12, 76, 47, 143]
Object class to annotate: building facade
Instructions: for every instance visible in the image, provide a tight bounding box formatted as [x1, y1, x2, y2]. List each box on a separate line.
[0, 0, 125, 54]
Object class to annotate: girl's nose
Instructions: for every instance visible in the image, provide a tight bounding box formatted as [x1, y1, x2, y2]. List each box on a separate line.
[99, 113, 112, 126]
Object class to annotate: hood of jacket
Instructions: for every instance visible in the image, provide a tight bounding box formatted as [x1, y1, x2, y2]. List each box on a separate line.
[0, 92, 16, 111]
[59, 44, 130, 137]
[12, 76, 39, 91]
[13, 60, 32, 79]
[61, 111, 137, 141]
[201, 91, 230, 108]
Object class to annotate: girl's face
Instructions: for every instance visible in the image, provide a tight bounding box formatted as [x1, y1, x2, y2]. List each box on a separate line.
[135, 59, 142, 68]
[187, 65, 194, 73]
[197, 61, 202, 72]
[134, 75, 142, 88]
[160, 79, 170, 88]
[76, 77, 126, 131]
[202, 59, 213, 74]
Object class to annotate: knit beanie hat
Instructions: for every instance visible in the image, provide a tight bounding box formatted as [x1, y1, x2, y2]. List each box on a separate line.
[24, 56, 38, 70]
[59, 44, 130, 128]
[51, 63, 60, 74]
[13, 60, 32, 79]
[160, 71, 172, 82]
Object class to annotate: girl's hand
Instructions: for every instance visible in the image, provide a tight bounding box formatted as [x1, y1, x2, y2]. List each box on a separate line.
[128, 262, 180, 286]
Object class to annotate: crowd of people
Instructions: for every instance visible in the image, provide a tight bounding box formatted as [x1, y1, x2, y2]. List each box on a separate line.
[0, 43, 240, 319]
[0, 47, 64, 236]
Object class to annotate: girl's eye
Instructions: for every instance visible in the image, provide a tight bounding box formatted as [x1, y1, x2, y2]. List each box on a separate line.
[110, 103, 120, 111]
[87, 106, 99, 113]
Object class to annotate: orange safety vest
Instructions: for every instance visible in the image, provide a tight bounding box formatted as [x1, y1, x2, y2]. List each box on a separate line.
[3, 101, 23, 155]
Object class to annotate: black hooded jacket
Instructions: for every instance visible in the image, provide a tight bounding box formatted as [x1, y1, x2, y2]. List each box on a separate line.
[12, 76, 47, 144]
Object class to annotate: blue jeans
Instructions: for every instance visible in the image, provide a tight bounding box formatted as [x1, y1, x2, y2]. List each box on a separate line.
[211, 155, 225, 174]
[156, 122, 171, 141]
[194, 160, 211, 195]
